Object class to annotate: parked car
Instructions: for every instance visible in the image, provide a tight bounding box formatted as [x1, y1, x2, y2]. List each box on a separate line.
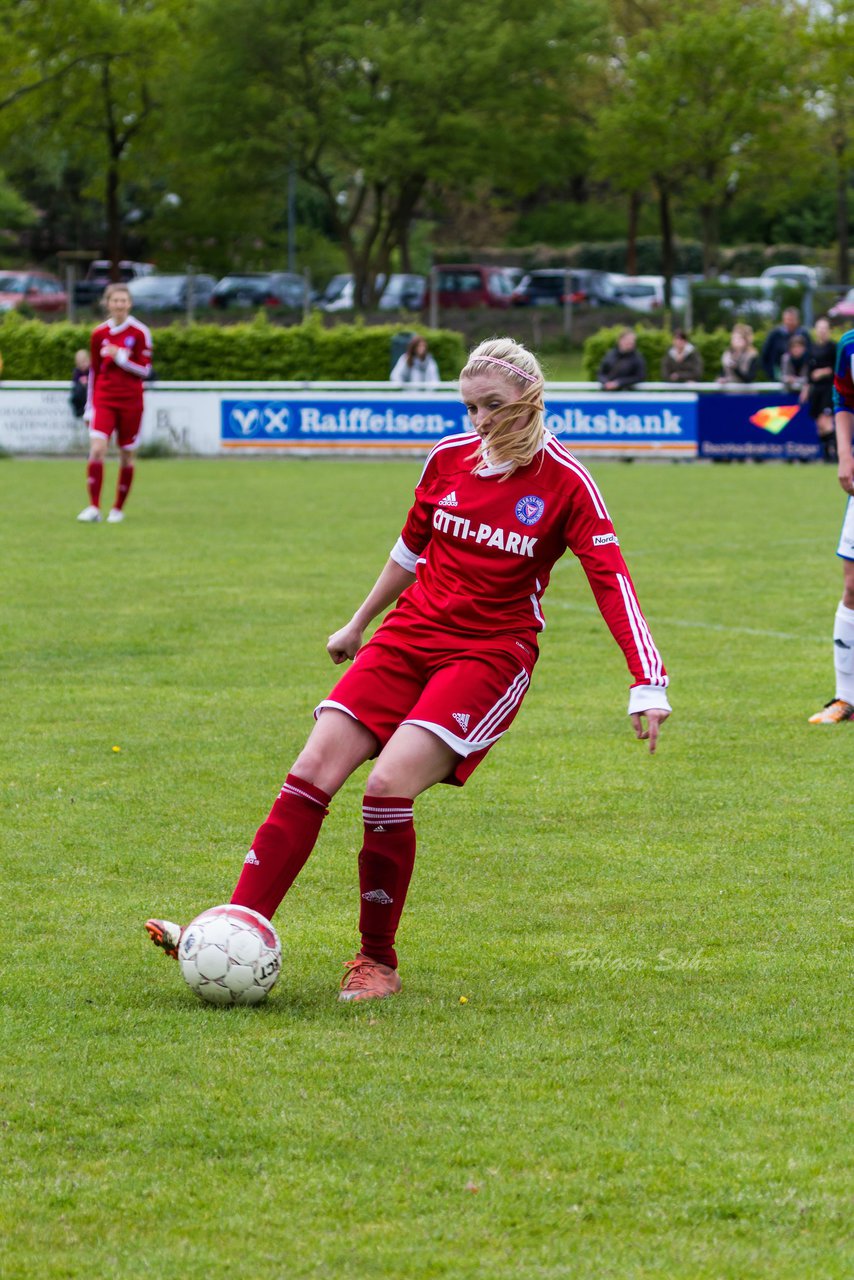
[829, 288, 854, 321]
[719, 278, 779, 320]
[431, 264, 513, 309]
[511, 269, 589, 307]
[599, 273, 664, 312]
[128, 273, 216, 311]
[0, 269, 68, 314]
[211, 272, 308, 310]
[760, 263, 824, 289]
[73, 259, 156, 307]
[377, 273, 427, 311]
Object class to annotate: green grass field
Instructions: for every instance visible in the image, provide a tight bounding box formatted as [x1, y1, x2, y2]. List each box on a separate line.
[1, 457, 851, 1279]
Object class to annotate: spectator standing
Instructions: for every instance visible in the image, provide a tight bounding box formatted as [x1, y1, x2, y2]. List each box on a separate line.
[761, 307, 811, 380]
[390, 334, 440, 385]
[70, 348, 90, 419]
[718, 324, 759, 384]
[661, 330, 704, 382]
[597, 329, 647, 391]
[806, 316, 838, 462]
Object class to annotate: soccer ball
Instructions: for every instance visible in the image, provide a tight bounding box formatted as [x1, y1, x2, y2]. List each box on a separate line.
[178, 904, 282, 1006]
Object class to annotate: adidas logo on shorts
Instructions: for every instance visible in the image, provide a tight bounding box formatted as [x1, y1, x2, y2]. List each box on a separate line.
[452, 712, 470, 732]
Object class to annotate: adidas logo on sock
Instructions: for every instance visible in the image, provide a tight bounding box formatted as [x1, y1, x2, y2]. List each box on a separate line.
[361, 888, 393, 904]
[452, 711, 470, 732]
[372, 824, 385, 833]
[244, 848, 260, 866]
[439, 490, 458, 507]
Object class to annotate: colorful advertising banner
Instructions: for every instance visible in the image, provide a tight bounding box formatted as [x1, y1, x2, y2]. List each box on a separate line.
[220, 393, 699, 455]
[697, 392, 820, 461]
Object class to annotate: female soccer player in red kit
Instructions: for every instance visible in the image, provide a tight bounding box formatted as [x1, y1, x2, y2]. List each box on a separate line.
[146, 338, 671, 1000]
[77, 283, 152, 524]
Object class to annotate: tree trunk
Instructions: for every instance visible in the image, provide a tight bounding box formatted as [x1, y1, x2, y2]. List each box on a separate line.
[699, 204, 720, 278]
[657, 179, 673, 310]
[106, 158, 121, 277]
[836, 147, 849, 287]
[626, 190, 640, 276]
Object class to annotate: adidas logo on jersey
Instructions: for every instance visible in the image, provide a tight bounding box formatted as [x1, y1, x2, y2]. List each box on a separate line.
[438, 491, 459, 507]
[361, 888, 393, 904]
[452, 712, 470, 732]
[244, 848, 260, 866]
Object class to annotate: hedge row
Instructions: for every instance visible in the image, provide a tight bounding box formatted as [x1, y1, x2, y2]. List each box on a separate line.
[0, 312, 467, 382]
[581, 324, 768, 381]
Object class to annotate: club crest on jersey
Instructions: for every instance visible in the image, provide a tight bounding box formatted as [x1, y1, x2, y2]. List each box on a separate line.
[515, 495, 545, 526]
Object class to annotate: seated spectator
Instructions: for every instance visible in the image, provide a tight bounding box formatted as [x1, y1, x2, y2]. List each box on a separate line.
[661, 329, 704, 382]
[70, 348, 90, 419]
[718, 323, 759, 384]
[761, 306, 811, 380]
[780, 334, 810, 394]
[390, 334, 440, 385]
[597, 329, 647, 391]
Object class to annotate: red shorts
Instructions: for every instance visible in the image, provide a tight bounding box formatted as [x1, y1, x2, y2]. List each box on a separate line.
[90, 402, 143, 450]
[316, 627, 537, 786]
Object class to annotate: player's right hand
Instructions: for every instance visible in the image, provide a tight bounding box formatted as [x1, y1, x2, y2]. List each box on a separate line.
[327, 622, 363, 664]
[837, 456, 854, 495]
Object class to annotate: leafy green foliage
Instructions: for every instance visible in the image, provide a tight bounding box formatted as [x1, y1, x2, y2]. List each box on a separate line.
[0, 314, 465, 381]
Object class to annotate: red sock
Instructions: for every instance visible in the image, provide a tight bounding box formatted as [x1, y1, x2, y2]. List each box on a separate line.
[115, 465, 134, 510]
[358, 796, 415, 969]
[86, 460, 103, 507]
[230, 773, 331, 921]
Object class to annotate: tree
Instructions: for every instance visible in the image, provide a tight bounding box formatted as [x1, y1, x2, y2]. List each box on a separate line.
[0, 0, 185, 269]
[169, 0, 603, 303]
[594, 0, 803, 287]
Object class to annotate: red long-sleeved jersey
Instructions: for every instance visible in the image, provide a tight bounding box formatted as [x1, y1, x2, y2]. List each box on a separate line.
[387, 430, 668, 694]
[86, 316, 152, 413]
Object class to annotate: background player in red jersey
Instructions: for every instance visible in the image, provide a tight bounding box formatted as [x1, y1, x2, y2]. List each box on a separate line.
[77, 283, 152, 524]
[146, 338, 671, 1000]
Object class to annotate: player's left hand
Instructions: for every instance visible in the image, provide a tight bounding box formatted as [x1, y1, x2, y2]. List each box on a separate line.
[631, 708, 670, 754]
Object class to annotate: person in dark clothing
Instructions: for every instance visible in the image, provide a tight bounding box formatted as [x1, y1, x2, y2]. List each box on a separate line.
[806, 316, 838, 462]
[780, 334, 810, 395]
[70, 348, 90, 419]
[661, 329, 704, 382]
[761, 307, 811, 380]
[597, 329, 647, 391]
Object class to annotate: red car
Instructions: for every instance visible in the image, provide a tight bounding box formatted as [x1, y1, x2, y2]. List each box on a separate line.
[430, 264, 513, 309]
[0, 270, 68, 314]
[829, 289, 854, 321]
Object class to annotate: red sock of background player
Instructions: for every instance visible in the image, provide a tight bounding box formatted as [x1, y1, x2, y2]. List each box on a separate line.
[114, 465, 134, 510]
[86, 460, 103, 508]
[230, 773, 331, 921]
[358, 796, 416, 969]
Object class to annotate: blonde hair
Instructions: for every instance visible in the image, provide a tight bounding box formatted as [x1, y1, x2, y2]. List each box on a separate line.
[102, 282, 131, 304]
[460, 338, 545, 476]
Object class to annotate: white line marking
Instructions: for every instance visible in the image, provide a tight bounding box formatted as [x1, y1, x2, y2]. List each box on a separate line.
[551, 599, 826, 644]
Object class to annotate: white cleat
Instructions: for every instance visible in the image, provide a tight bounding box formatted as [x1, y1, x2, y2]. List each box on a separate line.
[77, 505, 102, 522]
[106, 508, 125, 524]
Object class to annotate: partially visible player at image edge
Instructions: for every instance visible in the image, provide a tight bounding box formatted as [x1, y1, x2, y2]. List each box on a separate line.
[77, 282, 152, 524]
[808, 326, 854, 723]
[146, 338, 671, 1000]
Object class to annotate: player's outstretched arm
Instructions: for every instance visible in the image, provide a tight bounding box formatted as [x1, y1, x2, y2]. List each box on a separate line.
[327, 558, 416, 664]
